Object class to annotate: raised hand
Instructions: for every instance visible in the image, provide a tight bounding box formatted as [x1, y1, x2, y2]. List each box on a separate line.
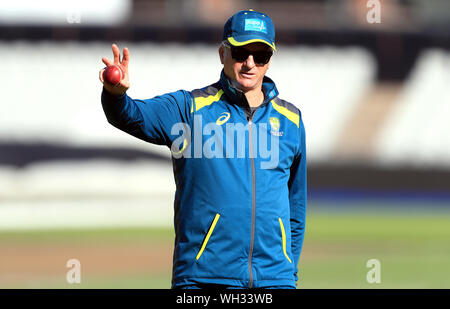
[99, 43, 130, 96]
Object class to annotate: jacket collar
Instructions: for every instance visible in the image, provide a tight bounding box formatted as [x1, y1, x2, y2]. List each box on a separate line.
[219, 70, 279, 108]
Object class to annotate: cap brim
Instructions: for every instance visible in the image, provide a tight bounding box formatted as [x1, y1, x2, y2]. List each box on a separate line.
[227, 36, 276, 51]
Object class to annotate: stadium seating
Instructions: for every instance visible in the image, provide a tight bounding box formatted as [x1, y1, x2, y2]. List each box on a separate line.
[374, 49, 450, 168]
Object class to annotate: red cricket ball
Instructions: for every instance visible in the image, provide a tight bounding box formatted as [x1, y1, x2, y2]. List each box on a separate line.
[103, 65, 123, 85]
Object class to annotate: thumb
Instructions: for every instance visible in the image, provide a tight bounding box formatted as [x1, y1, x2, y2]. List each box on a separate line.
[99, 68, 106, 83]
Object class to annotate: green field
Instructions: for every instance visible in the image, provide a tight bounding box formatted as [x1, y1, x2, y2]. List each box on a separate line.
[2, 205, 450, 289]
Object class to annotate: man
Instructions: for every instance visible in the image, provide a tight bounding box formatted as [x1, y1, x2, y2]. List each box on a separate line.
[99, 9, 307, 289]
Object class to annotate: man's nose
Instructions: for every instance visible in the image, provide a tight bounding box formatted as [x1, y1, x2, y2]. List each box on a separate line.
[243, 55, 255, 68]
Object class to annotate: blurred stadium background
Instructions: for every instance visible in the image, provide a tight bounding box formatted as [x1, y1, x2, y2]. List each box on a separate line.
[1, 0, 450, 288]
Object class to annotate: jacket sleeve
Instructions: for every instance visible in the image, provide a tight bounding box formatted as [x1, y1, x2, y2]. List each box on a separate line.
[288, 115, 307, 282]
[101, 88, 193, 147]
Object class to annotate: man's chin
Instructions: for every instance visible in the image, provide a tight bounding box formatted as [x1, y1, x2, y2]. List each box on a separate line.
[234, 79, 257, 92]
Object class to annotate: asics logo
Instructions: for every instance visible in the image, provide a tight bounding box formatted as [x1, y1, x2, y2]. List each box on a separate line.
[216, 112, 230, 125]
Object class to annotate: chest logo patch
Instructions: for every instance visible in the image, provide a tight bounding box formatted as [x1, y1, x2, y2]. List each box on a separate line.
[269, 117, 283, 136]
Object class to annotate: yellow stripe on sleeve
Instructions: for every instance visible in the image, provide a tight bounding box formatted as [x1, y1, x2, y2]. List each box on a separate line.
[271, 100, 299, 128]
[194, 90, 224, 112]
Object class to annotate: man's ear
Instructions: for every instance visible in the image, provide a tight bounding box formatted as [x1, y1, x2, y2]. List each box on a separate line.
[266, 58, 271, 70]
[219, 45, 225, 64]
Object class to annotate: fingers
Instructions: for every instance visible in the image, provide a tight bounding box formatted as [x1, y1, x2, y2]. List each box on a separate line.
[122, 47, 129, 68]
[102, 57, 113, 67]
[105, 44, 129, 68]
[100, 44, 130, 93]
[112, 43, 120, 64]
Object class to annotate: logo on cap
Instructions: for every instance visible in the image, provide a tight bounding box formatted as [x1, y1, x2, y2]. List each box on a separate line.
[244, 19, 267, 33]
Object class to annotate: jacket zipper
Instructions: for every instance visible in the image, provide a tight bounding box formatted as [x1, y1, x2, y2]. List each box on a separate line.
[240, 93, 259, 289]
[247, 114, 256, 288]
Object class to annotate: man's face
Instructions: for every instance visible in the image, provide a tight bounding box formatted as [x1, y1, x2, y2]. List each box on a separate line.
[220, 42, 273, 92]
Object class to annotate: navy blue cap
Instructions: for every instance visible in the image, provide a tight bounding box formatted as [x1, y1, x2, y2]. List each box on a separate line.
[223, 9, 276, 51]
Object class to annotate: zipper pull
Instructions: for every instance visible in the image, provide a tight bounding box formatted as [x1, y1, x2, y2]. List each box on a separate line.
[247, 112, 253, 123]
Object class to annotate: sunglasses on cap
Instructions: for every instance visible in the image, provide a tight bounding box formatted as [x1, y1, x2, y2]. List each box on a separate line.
[224, 43, 273, 65]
